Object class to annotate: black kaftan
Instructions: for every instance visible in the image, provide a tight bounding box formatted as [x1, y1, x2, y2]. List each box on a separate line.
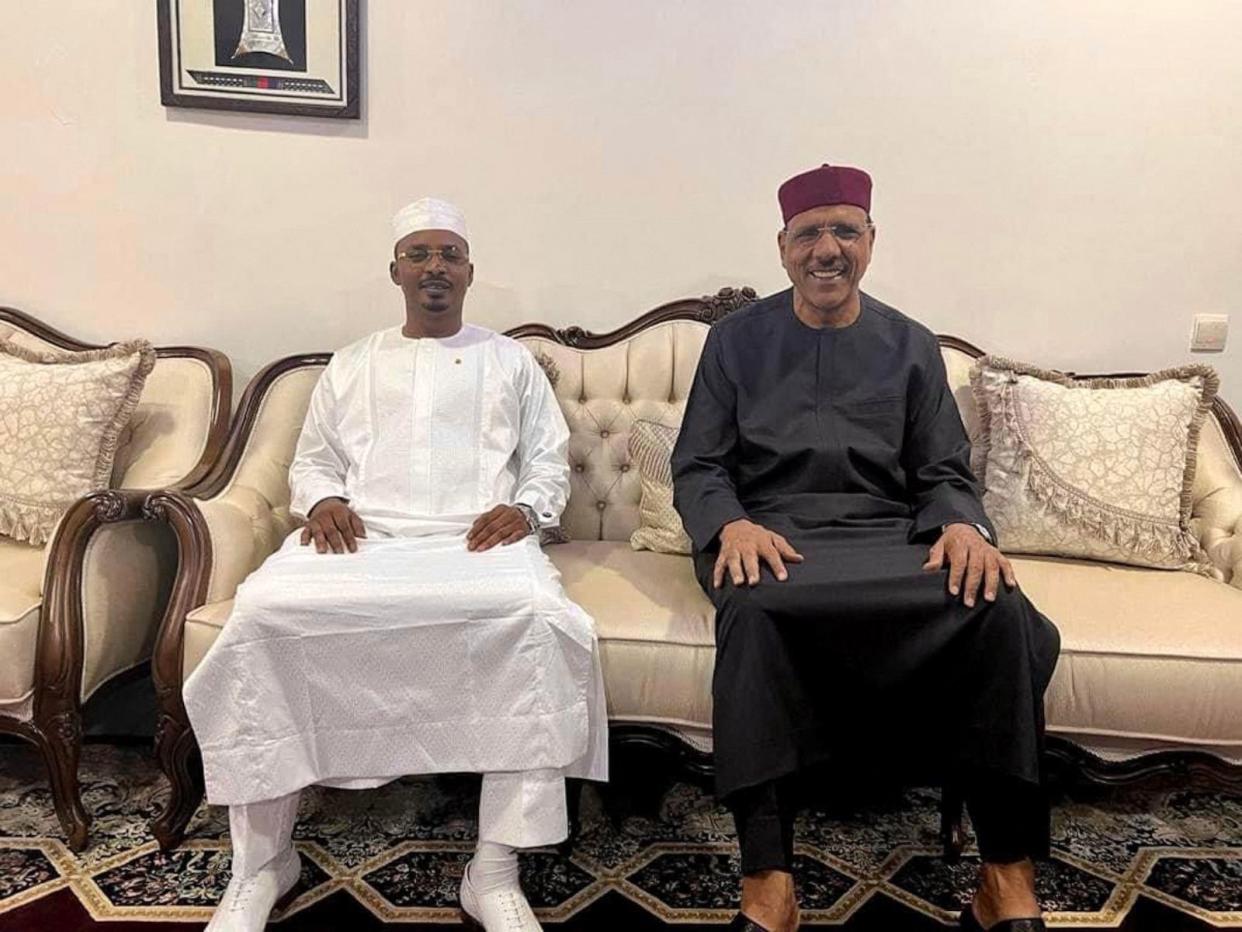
[671, 289, 1060, 801]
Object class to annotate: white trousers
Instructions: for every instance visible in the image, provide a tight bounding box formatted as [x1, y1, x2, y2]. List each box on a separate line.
[228, 769, 569, 878]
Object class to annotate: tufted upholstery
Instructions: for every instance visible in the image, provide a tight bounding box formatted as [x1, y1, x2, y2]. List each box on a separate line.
[517, 322, 707, 541]
[507, 331, 1242, 588]
[171, 314, 1242, 772]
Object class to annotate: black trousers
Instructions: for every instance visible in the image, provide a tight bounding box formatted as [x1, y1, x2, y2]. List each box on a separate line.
[730, 771, 1050, 874]
[696, 526, 1061, 803]
[695, 522, 1061, 875]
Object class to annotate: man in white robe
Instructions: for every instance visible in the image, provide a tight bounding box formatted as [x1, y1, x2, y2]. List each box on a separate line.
[186, 197, 608, 932]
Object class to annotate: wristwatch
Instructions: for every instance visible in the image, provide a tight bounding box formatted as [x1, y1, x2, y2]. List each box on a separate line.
[944, 522, 993, 543]
[515, 503, 541, 535]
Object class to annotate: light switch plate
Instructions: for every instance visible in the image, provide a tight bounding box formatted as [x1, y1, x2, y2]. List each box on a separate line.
[1190, 314, 1228, 352]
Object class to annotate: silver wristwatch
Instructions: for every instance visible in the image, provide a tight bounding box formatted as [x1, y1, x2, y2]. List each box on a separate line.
[515, 503, 541, 535]
[943, 522, 992, 543]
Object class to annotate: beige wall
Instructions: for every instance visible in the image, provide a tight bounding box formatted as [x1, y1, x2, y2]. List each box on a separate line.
[1, 1, 1238, 398]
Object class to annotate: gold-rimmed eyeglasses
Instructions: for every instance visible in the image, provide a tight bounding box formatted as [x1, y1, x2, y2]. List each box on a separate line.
[786, 221, 874, 250]
[396, 245, 470, 266]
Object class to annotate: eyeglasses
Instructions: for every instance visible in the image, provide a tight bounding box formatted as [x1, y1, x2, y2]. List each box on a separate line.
[396, 245, 469, 266]
[786, 221, 874, 249]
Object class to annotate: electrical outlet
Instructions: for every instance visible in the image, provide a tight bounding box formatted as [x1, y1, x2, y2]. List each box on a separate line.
[1190, 314, 1228, 352]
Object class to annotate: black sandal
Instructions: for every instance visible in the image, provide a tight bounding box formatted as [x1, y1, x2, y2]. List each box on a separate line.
[959, 905, 1047, 931]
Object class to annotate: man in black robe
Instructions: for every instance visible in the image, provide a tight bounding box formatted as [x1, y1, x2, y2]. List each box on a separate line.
[672, 164, 1060, 932]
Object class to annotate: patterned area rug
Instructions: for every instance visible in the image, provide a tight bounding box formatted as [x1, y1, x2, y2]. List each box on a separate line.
[0, 743, 1240, 929]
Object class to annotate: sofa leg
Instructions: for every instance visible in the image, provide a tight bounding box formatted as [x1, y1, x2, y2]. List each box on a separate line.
[151, 713, 205, 851]
[35, 710, 90, 852]
[940, 784, 965, 862]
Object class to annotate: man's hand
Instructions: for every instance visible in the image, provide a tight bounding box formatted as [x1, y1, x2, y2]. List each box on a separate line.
[923, 522, 1016, 607]
[467, 504, 531, 552]
[713, 518, 804, 589]
[301, 498, 366, 554]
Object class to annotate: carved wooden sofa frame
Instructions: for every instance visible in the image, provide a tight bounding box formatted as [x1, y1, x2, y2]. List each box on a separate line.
[142, 289, 1242, 857]
[0, 307, 231, 850]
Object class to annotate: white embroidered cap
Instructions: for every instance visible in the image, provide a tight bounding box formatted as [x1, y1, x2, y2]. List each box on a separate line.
[392, 197, 468, 244]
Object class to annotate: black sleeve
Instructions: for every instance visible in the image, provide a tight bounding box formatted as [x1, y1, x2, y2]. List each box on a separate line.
[672, 326, 749, 551]
[902, 335, 995, 543]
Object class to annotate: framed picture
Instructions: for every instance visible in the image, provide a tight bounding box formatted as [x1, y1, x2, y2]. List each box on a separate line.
[157, 0, 360, 119]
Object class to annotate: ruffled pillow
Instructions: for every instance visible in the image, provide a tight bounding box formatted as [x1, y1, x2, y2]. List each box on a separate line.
[969, 356, 1219, 575]
[0, 340, 155, 544]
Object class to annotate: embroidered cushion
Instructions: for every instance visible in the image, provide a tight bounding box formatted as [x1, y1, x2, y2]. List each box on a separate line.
[969, 356, 1219, 575]
[0, 340, 155, 544]
[628, 419, 693, 555]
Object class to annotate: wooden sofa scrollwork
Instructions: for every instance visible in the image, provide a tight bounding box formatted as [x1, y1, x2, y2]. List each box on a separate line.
[0, 307, 231, 850]
[144, 288, 1242, 856]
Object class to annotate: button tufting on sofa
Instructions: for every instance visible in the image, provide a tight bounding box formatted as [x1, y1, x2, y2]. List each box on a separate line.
[519, 322, 1242, 771]
[143, 299, 1242, 856]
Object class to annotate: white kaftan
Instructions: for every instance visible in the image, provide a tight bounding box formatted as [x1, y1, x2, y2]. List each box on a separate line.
[184, 324, 608, 805]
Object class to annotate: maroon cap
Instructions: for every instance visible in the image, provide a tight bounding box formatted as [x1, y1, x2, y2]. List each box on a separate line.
[778, 164, 872, 224]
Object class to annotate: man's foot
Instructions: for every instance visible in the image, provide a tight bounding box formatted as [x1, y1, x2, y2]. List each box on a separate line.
[739, 870, 800, 932]
[205, 847, 301, 931]
[964, 859, 1043, 929]
[459, 860, 542, 931]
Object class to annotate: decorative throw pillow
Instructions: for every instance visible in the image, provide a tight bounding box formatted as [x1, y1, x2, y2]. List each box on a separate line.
[0, 340, 156, 544]
[628, 419, 692, 555]
[969, 356, 1219, 575]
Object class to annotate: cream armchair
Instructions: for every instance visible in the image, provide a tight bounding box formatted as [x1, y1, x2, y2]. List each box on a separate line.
[0, 307, 230, 850]
[147, 288, 1242, 855]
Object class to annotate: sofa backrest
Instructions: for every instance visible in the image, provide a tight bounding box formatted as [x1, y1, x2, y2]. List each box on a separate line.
[938, 341, 1242, 584]
[221, 291, 1241, 584]
[0, 309, 229, 491]
[517, 299, 1242, 585]
[518, 319, 708, 541]
[516, 329, 993, 543]
[516, 300, 981, 545]
[198, 358, 327, 548]
[113, 355, 225, 489]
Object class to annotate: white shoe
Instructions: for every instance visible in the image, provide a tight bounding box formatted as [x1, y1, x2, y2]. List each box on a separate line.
[459, 860, 543, 931]
[206, 847, 301, 931]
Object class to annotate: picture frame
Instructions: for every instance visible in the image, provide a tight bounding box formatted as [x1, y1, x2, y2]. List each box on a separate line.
[157, 0, 360, 119]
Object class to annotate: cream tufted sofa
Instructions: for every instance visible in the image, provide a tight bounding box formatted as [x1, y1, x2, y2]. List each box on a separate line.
[0, 307, 231, 850]
[145, 288, 1242, 850]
